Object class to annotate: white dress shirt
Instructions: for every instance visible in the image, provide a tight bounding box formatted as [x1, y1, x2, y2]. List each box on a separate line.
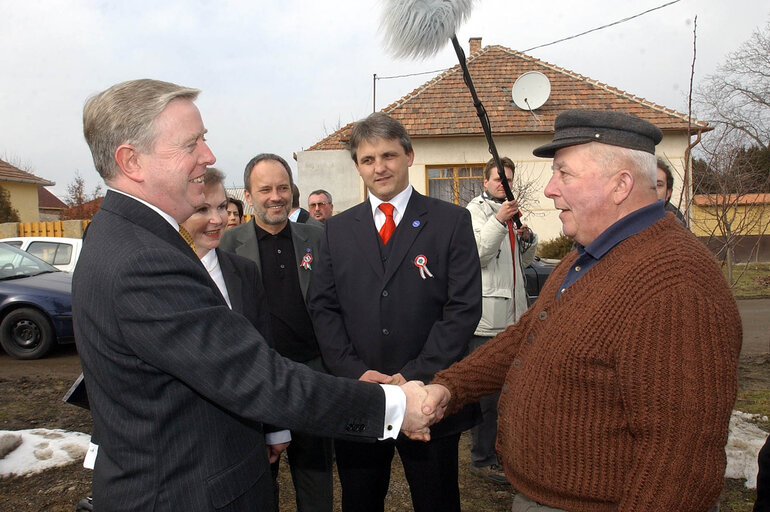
[369, 184, 413, 231]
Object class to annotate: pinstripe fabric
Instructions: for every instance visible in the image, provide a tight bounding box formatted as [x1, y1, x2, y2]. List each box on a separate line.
[73, 191, 386, 512]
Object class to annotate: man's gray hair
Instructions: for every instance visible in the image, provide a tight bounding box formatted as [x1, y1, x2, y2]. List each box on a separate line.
[348, 112, 412, 164]
[587, 142, 656, 187]
[309, 189, 332, 203]
[83, 79, 200, 181]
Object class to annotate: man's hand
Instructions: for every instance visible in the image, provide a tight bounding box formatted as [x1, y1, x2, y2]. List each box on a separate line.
[390, 373, 407, 385]
[495, 199, 521, 224]
[400, 380, 433, 441]
[422, 384, 451, 424]
[360, 370, 395, 384]
[515, 222, 531, 241]
[266, 442, 290, 463]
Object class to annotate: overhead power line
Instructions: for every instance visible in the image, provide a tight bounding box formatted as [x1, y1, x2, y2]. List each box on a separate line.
[375, 0, 683, 83]
[523, 0, 682, 52]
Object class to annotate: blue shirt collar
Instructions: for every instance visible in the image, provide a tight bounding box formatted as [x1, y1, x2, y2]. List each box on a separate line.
[578, 200, 666, 261]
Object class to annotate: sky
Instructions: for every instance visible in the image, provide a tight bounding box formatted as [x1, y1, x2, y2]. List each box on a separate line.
[1, 0, 768, 199]
[2, 411, 767, 486]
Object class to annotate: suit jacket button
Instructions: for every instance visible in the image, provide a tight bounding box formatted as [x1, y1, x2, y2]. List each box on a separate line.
[382, 290, 389, 297]
[538, 311, 548, 321]
[382, 328, 390, 335]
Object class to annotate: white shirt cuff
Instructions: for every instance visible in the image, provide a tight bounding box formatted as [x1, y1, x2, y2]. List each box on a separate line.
[265, 429, 291, 445]
[379, 384, 405, 440]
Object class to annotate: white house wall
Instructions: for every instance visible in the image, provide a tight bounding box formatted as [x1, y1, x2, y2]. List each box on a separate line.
[297, 132, 691, 243]
[296, 149, 361, 214]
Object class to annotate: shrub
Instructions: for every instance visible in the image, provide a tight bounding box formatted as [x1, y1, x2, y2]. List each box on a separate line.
[537, 234, 574, 260]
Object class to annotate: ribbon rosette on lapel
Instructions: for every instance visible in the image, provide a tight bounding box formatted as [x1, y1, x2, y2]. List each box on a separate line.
[413, 254, 434, 280]
[301, 249, 313, 270]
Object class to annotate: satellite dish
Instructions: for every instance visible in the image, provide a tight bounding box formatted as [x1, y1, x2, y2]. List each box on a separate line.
[511, 71, 551, 111]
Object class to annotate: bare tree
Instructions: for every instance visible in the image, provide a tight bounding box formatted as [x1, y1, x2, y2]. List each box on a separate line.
[696, 19, 770, 151]
[449, 161, 544, 215]
[691, 18, 770, 283]
[691, 138, 770, 283]
[61, 172, 103, 220]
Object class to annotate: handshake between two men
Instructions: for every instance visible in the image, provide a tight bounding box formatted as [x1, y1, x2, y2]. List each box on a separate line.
[359, 370, 452, 441]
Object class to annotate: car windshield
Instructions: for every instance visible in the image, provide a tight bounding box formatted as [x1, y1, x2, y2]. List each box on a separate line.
[0, 242, 60, 280]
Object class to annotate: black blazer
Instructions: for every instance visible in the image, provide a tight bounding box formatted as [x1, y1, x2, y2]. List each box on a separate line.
[216, 248, 271, 337]
[73, 191, 386, 512]
[309, 190, 482, 437]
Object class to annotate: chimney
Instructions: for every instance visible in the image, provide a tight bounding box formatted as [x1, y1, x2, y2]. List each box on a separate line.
[469, 37, 482, 54]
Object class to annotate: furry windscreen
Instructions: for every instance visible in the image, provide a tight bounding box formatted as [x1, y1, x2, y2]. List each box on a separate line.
[380, 0, 476, 59]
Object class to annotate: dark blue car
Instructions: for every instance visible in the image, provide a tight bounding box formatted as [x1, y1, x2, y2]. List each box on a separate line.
[0, 242, 73, 359]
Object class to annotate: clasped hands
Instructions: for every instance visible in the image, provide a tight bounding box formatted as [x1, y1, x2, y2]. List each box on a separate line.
[359, 370, 451, 442]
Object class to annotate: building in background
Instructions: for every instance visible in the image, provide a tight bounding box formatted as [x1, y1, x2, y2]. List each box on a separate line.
[298, 39, 706, 243]
[0, 158, 55, 222]
[38, 187, 67, 221]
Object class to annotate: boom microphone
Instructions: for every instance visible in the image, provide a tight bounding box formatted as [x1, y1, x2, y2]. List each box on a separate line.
[380, 0, 522, 228]
[381, 0, 475, 59]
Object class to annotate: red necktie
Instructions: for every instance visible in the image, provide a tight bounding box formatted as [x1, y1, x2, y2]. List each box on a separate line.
[378, 203, 396, 245]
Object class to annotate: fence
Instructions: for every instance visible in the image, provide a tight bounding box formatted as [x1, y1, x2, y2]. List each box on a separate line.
[0, 220, 88, 239]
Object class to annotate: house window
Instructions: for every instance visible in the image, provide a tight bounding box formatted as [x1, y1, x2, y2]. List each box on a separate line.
[426, 165, 484, 206]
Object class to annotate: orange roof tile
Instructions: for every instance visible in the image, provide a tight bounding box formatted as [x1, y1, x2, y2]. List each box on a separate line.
[0, 158, 55, 186]
[38, 187, 67, 209]
[309, 45, 707, 151]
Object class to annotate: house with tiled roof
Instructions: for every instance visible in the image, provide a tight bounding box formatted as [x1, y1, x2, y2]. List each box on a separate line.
[38, 187, 67, 221]
[0, 158, 55, 222]
[297, 39, 708, 241]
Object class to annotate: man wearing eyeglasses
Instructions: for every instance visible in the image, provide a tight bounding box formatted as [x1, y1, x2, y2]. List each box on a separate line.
[308, 190, 334, 223]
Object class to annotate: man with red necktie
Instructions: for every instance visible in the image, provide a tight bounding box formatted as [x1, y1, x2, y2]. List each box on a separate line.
[309, 112, 482, 512]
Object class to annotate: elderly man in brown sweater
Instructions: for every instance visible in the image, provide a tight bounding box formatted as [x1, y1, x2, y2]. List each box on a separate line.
[423, 109, 742, 512]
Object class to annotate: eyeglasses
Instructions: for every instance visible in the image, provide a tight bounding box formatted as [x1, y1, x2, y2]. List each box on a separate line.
[309, 202, 329, 209]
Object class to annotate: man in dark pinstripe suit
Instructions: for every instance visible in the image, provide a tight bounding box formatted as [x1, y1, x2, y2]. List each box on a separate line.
[74, 79, 434, 512]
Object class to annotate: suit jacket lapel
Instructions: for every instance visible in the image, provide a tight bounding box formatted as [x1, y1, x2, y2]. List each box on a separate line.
[217, 249, 244, 314]
[351, 201, 385, 280]
[383, 191, 427, 284]
[99, 191, 201, 267]
[234, 220, 262, 269]
[291, 226, 313, 300]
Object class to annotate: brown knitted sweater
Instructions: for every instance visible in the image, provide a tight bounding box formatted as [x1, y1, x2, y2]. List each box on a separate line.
[433, 215, 742, 511]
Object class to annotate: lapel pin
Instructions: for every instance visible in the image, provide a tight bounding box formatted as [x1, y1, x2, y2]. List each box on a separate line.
[412, 220, 420, 228]
[413, 254, 434, 280]
[301, 250, 313, 270]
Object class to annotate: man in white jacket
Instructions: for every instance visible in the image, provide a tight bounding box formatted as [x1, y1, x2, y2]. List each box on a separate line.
[465, 156, 537, 484]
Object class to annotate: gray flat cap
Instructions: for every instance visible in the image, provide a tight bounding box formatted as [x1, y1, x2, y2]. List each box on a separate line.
[533, 109, 663, 158]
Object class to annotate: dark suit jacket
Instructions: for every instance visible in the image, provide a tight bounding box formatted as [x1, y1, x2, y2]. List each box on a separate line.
[73, 191, 386, 512]
[309, 190, 482, 437]
[216, 248, 270, 335]
[219, 218, 322, 303]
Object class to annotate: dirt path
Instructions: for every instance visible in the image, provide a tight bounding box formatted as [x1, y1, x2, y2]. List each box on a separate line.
[0, 299, 767, 511]
[739, 298, 770, 356]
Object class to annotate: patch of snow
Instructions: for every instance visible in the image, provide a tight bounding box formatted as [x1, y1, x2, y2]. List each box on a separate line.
[0, 429, 90, 478]
[725, 411, 769, 488]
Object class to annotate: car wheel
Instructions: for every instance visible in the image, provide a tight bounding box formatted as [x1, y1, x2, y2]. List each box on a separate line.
[0, 308, 55, 360]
